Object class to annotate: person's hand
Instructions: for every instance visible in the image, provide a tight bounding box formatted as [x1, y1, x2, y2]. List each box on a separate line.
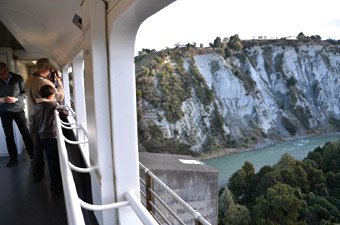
[3, 96, 18, 103]
[55, 71, 62, 81]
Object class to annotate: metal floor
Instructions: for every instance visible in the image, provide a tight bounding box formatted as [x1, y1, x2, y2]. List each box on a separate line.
[0, 153, 68, 225]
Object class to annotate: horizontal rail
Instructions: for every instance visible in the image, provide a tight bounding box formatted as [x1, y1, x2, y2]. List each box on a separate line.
[140, 163, 212, 225]
[59, 122, 89, 139]
[140, 190, 146, 199]
[55, 108, 162, 225]
[59, 123, 81, 129]
[124, 190, 159, 225]
[148, 201, 171, 225]
[57, 105, 89, 146]
[60, 120, 77, 126]
[63, 136, 88, 145]
[140, 178, 146, 187]
[78, 124, 88, 137]
[68, 161, 98, 173]
[148, 188, 185, 225]
[55, 110, 86, 225]
[79, 198, 130, 211]
[59, 104, 76, 117]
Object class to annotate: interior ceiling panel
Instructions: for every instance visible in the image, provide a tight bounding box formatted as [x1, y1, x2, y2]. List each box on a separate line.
[0, 0, 83, 66]
[0, 21, 24, 50]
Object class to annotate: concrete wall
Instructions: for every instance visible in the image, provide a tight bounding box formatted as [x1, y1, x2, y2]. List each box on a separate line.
[139, 152, 218, 225]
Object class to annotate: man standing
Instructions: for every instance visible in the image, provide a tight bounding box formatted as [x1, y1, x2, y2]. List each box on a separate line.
[0, 62, 34, 167]
[25, 58, 64, 181]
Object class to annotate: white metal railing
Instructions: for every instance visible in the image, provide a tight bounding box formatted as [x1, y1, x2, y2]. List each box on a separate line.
[55, 109, 87, 225]
[139, 163, 212, 225]
[59, 105, 90, 165]
[55, 105, 212, 225]
[55, 106, 159, 225]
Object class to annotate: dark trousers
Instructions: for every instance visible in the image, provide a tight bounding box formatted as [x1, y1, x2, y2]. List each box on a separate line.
[33, 131, 45, 179]
[0, 111, 34, 160]
[29, 115, 45, 180]
[41, 138, 62, 193]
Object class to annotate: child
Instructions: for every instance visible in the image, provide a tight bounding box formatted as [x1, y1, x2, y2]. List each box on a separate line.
[34, 84, 67, 195]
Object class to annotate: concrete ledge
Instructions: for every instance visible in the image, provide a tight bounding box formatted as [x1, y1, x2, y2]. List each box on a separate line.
[139, 152, 218, 225]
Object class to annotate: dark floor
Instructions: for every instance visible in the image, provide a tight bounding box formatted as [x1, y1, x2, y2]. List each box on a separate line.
[0, 153, 68, 225]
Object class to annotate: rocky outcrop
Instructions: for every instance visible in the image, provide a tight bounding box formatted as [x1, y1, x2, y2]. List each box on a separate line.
[135, 41, 340, 154]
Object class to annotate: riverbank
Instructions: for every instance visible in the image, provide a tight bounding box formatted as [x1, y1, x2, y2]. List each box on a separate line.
[197, 132, 340, 161]
[197, 148, 239, 160]
[202, 133, 340, 186]
[197, 138, 276, 160]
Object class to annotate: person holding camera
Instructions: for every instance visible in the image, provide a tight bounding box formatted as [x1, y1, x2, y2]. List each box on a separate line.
[0, 62, 34, 167]
[25, 58, 64, 182]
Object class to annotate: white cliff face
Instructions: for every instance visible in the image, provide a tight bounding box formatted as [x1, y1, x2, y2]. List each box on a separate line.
[284, 45, 340, 120]
[195, 53, 254, 116]
[137, 42, 340, 153]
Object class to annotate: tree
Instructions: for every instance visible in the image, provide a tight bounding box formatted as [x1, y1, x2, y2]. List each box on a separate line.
[276, 153, 296, 168]
[252, 183, 305, 225]
[223, 204, 251, 225]
[303, 161, 326, 194]
[254, 165, 277, 195]
[227, 34, 243, 51]
[224, 47, 231, 58]
[302, 193, 340, 224]
[307, 150, 325, 171]
[218, 187, 251, 225]
[297, 32, 306, 41]
[322, 142, 340, 173]
[228, 161, 255, 205]
[210, 36, 222, 49]
[311, 35, 322, 41]
[275, 154, 310, 193]
[326, 171, 340, 190]
[140, 48, 155, 54]
[218, 187, 234, 222]
[214, 36, 222, 48]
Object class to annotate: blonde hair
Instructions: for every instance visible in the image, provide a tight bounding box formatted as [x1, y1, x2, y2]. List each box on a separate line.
[36, 58, 50, 70]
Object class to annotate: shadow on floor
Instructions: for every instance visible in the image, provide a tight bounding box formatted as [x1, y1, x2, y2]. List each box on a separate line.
[0, 153, 68, 225]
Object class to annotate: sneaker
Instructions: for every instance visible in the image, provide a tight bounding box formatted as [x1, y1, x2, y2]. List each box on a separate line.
[6, 159, 18, 167]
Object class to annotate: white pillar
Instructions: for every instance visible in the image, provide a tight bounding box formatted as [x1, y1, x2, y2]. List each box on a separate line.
[72, 52, 89, 161]
[72, 53, 87, 130]
[62, 66, 71, 106]
[106, 0, 175, 224]
[81, 1, 115, 225]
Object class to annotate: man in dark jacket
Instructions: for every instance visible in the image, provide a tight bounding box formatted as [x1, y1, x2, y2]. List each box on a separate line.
[0, 62, 34, 167]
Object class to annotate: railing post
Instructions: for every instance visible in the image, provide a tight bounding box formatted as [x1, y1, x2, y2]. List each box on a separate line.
[145, 172, 154, 213]
[195, 219, 203, 225]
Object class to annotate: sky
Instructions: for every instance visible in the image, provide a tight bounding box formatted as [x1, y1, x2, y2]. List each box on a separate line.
[135, 0, 340, 53]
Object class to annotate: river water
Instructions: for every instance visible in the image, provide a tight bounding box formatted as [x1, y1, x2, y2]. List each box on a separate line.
[202, 133, 340, 187]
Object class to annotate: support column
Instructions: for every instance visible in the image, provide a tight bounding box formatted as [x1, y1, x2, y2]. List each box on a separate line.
[106, 0, 175, 224]
[81, 1, 115, 225]
[62, 66, 71, 106]
[72, 53, 87, 131]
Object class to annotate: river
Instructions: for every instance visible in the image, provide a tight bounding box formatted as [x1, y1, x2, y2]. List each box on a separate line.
[202, 133, 340, 187]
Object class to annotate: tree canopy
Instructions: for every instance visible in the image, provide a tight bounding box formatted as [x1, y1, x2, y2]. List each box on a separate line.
[219, 139, 340, 225]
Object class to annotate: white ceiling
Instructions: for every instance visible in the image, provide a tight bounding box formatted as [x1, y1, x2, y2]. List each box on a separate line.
[0, 0, 83, 67]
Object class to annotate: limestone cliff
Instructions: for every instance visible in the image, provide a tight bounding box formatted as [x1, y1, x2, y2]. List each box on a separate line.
[135, 40, 340, 154]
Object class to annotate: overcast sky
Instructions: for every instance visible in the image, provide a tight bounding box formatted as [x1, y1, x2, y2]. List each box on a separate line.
[135, 0, 340, 53]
